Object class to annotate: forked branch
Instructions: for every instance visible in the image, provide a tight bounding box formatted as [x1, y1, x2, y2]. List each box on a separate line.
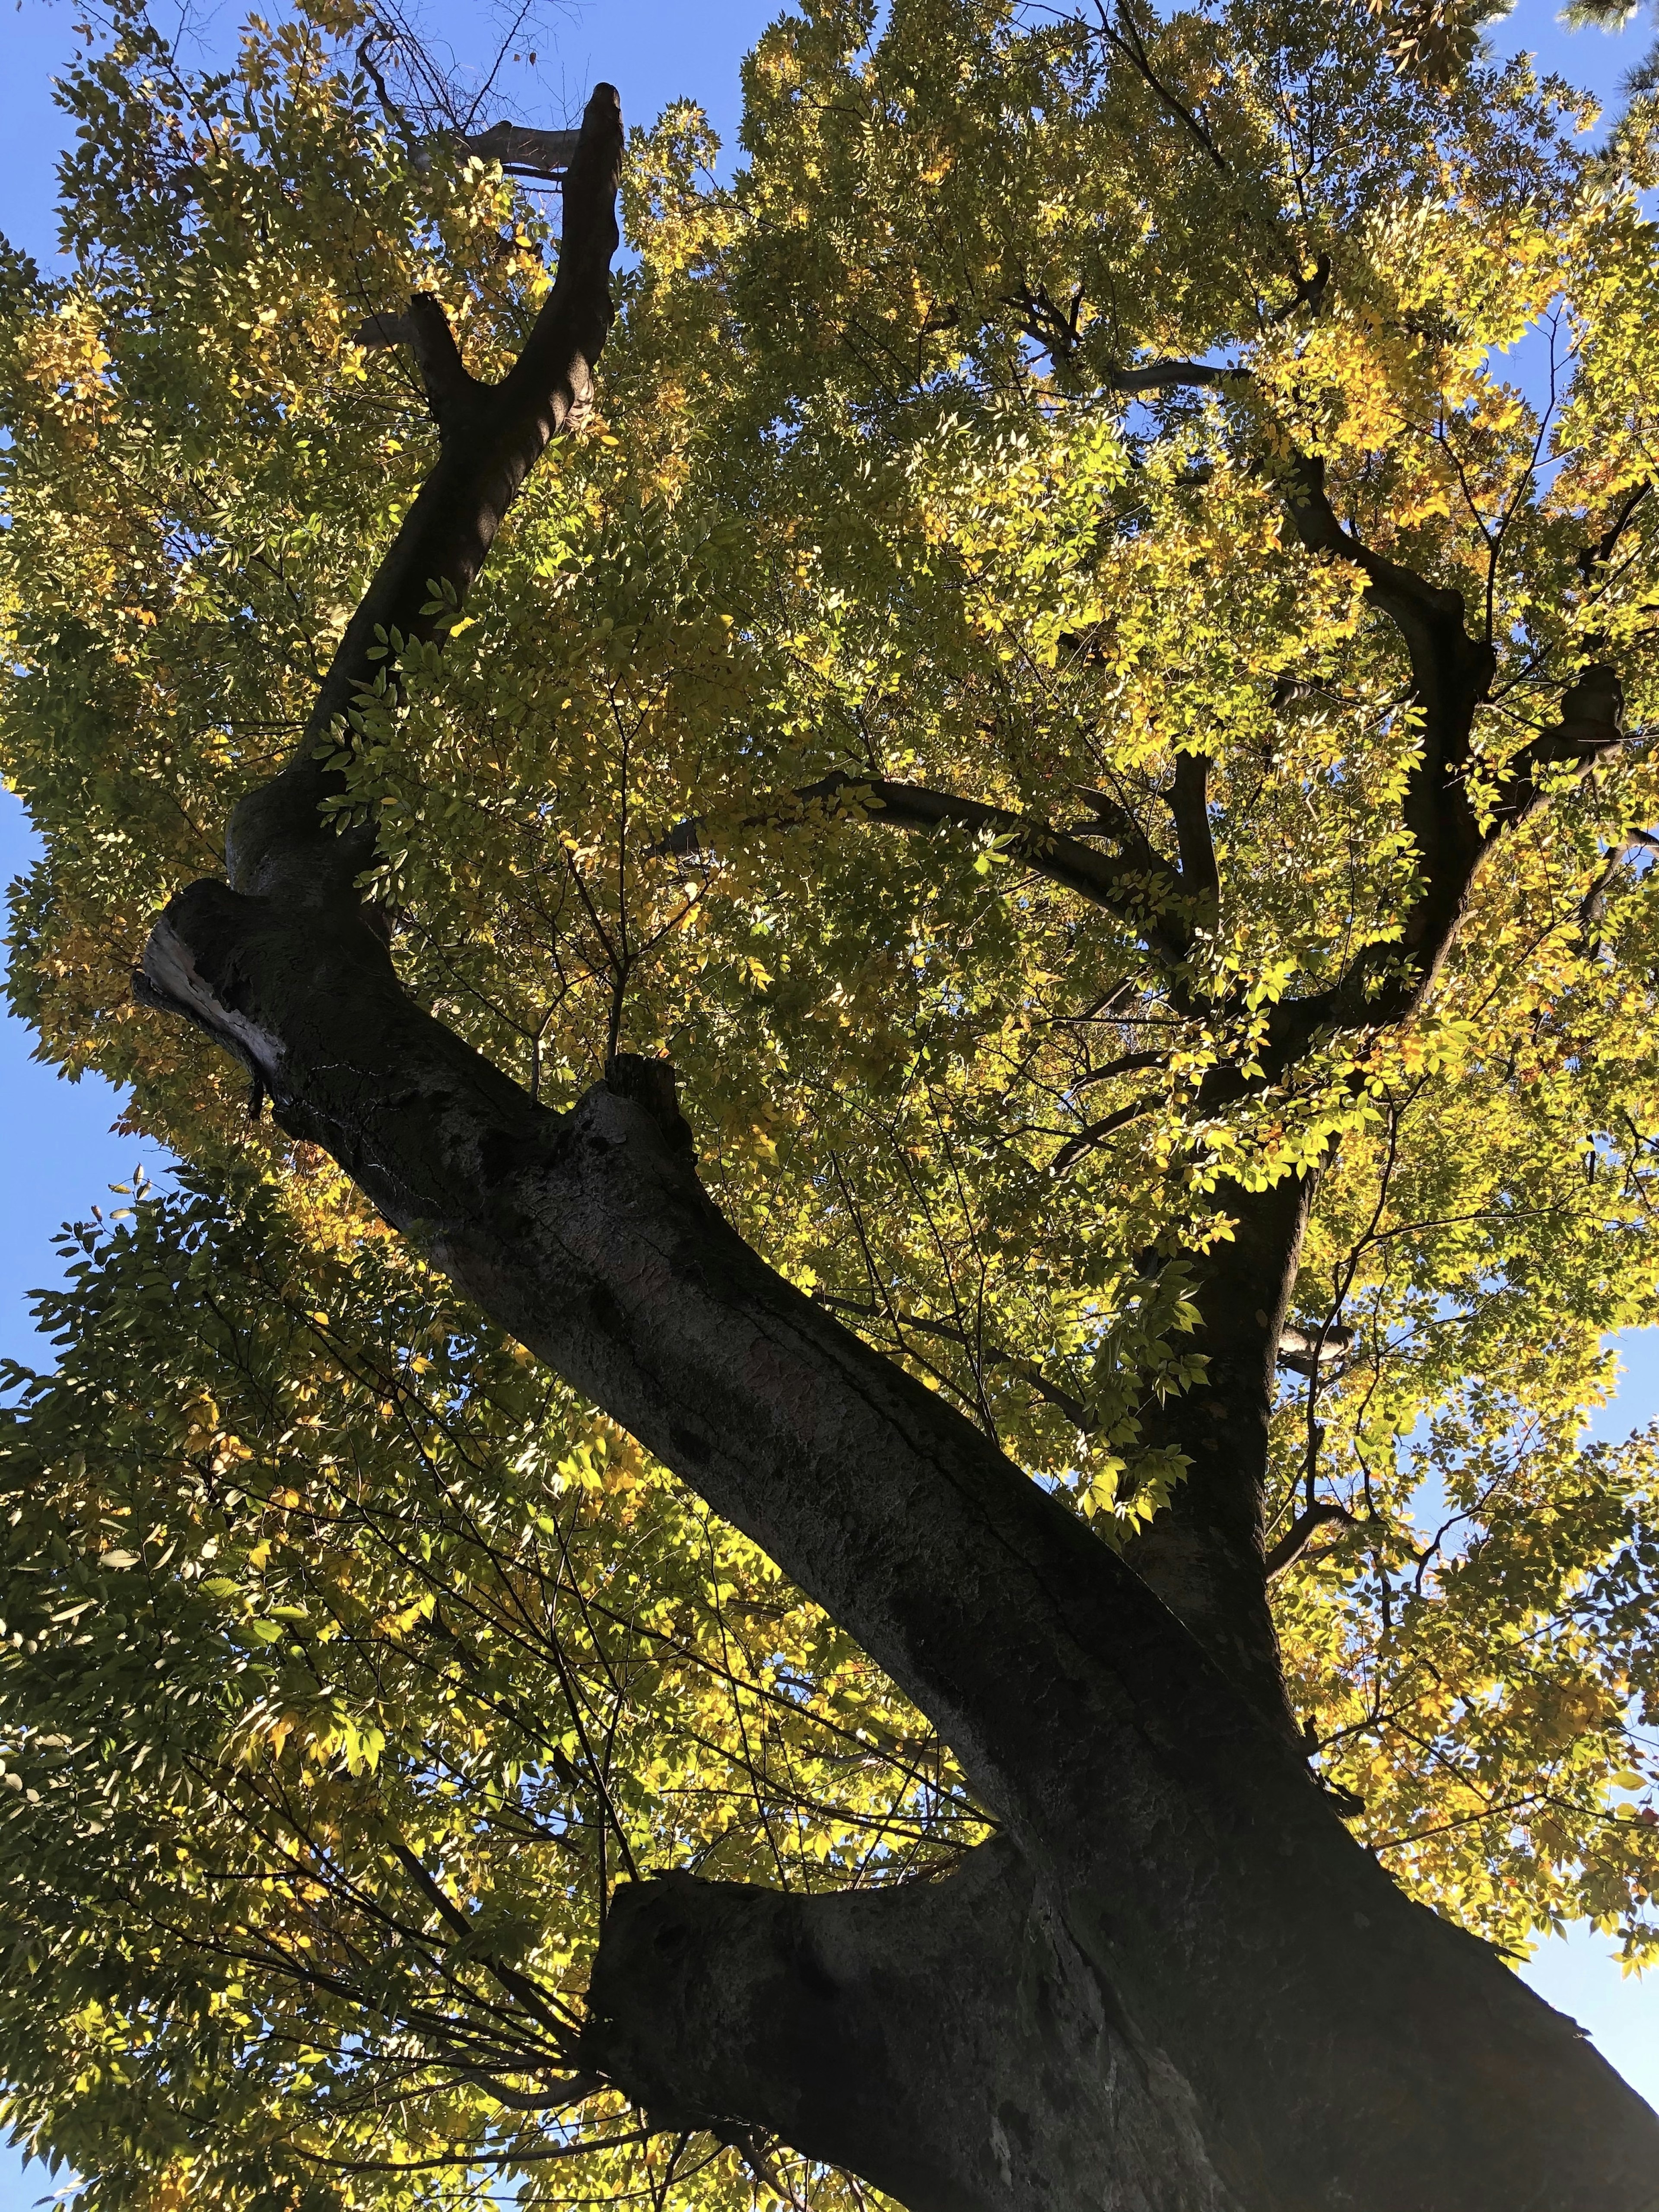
[1232, 458, 1624, 1073]
[1263, 1500, 1358, 1580]
[355, 290, 480, 432]
[216, 83, 625, 907]
[1282, 453, 1494, 728]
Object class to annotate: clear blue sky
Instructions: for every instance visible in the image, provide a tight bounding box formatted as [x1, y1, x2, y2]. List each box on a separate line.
[0, 1, 1654, 2200]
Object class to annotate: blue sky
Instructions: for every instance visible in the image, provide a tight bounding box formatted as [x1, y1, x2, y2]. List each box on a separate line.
[0, 0, 1655, 2198]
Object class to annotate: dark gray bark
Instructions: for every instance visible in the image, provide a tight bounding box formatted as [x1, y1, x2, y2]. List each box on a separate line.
[137, 881, 1659, 2208]
[1122, 1174, 1315, 1734]
[586, 1839, 1240, 2212]
[133, 81, 1659, 2212]
[587, 1834, 1658, 2212]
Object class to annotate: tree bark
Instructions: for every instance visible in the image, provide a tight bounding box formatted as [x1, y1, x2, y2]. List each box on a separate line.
[587, 1830, 1659, 2212]
[585, 1838, 1241, 2212]
[131, 83, 1659, 2212]
[139, 883, 1659, 2208]
[1124, 1175, 1315, 1736]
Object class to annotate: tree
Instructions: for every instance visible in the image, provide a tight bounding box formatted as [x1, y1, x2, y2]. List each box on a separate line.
[2, 0, 1659, 2203]
[1563, 0, 1659, 108]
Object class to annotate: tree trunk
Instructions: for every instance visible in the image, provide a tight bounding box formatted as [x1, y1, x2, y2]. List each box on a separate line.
[585, 1839, 1239, 2212]
[140, 885, 1659, 2211]
[586, 1833, 1658, 2212]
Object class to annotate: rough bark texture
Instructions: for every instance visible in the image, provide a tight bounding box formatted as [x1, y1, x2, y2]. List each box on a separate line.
[133, 83, 1659, 2212]
[586, 1840, 1241, 2212]
[139, 883, 1659, 2209]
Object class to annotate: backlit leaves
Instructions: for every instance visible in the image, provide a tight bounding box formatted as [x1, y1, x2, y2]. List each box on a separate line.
[0, 0, 1657, 2200]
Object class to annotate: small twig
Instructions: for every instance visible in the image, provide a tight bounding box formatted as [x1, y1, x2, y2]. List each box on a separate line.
[1264, 1500, 1358, 1578]
[1093, 0, 1228, 173]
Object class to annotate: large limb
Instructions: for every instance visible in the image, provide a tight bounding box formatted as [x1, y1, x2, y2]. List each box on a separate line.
[585, 1838, 1242, 2212]
[640, 507, 1481, 1716]
[592, 1821, 1657, 2211]
[1129, 464, 1620, 1693]
[653, 464, 1620, 1716]
[1118, 462, 1497, 1683]
[459, 122, 583, 180]
[1122, 1172, 1316, 1731]
[1272, 456, 1492, 1021]
[645, 408, 1626, 1751]
[1248, 459, 1622, 1065]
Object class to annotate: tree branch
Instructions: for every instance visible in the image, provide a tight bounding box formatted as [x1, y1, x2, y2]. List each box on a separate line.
[1491, 664, 1625, 833]
[1105, 357, 1247, 394]
[1092, 0, 1228, 174]
[1277, 1322, 1354, 1376]
[389, 1843, 580, 2055]
[1012, 360, 1618, 1073]
[1072, 1046, 1170, 1092]
[1264, 1500, 1357, 1580]
[1281, 453, 1494, 722]
[655, 771, 1193, 964]
[1166, 748, 1219, 908]
[217, 82, 625, 907]
[1218, 458, 1624, 1082]
[1267, 253, 1331, 325]
[1049, 1094, 1163, 1174]
[1575, 480, 1650, 585]
[1124, 1170, 1317, 1724]
[354, 290, 480, 434]
[583, 1838, 1237, 2207]
[459, 121, 583, 179]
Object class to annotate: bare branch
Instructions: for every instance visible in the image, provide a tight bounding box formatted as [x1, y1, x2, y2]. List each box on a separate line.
[1050, 1095, 1163, 1175]
[1072, 1048, 1169, 1093]
[459, 121, 583, 179]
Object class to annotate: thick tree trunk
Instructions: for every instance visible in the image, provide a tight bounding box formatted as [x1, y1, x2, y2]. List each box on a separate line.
[585, 1839, 1240, 2212]
[586, 1837, 1657, 2212]
[140, 886, 1659, 2211]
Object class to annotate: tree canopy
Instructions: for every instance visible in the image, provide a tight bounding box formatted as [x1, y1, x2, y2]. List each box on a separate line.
[1, 1, 1658, 2206]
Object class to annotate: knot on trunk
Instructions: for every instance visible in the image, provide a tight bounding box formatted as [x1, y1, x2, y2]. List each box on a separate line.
[605, 1053, 695, 1156]
[578, 1844, 1231, 2212]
